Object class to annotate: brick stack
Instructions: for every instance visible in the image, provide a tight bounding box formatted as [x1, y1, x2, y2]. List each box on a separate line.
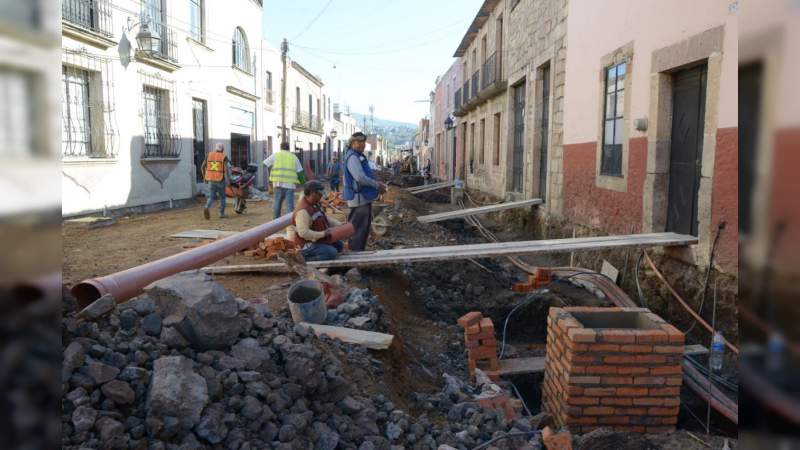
[512, 268, 552, 292]
[457, 312, 499, 382]
[542, 306, 685, 434]
[475, 391, 524, 421]
[245, 237, 299, 259]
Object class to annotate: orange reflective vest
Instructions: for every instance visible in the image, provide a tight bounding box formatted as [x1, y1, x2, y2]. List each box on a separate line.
[204, 151, 226, 182]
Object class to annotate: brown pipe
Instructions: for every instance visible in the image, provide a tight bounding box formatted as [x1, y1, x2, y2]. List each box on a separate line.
[325, 222, 355, 243]
[682, 360, 739, 424]
[71, 213, 293, 308]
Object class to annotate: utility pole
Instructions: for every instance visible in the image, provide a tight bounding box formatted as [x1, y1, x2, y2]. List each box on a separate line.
[280, 38, 288, 145]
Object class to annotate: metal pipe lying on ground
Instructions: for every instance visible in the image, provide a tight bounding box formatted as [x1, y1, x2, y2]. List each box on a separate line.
[71, 213, 293, 308]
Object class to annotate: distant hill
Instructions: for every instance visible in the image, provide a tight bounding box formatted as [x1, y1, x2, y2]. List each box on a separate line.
[350, 112, 418, 147]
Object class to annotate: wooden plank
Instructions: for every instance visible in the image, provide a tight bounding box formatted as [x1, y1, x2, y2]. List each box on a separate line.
[405, 180, 454, 193]
[497, 345, 708, 376]
[302, 323, 394, 350]
[417, 198, 542, 223]
[407, 181, 457, 194]
[202, 232, 697, 272]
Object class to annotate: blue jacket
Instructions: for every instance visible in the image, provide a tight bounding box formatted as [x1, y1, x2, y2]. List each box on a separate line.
[343, 149, 379, 202]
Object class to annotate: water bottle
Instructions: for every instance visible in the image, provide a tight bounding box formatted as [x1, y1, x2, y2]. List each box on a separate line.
[709, 332, 725, 372]
[766, 332, 785, 373]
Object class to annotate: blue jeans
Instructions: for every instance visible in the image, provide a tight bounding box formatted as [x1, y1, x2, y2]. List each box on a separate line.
[302, 240, 343, 262]
[205, 182, 226, 215]
[273, 187, 295, 219]
[330, 177, 340, 192]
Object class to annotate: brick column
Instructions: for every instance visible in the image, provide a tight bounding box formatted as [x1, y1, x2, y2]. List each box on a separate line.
[542, 306, 684, 434]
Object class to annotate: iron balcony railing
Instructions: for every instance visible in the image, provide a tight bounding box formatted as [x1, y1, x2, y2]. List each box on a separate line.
[152, 22, 179, 63]
[63, 0, 113, 37]
[295, 111, 323, 131]
[471, 71, 480, 99]
[481, 52, 497, 90]
[462, 80, 470, 104]
[454, 89, 462, 110]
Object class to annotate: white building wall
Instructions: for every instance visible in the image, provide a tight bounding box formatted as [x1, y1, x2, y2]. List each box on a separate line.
[61, 0, 275, 215]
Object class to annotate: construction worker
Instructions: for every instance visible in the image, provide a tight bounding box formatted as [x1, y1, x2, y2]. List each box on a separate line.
[264, 142, 305, 219]
[291, 180, 343, 262]
[343, 132, 386, 251]
[327, 153, 342, 192]
[201, 143, 232, 219]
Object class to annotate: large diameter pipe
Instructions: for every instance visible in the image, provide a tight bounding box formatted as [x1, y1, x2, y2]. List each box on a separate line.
[71, 213, 293, 308]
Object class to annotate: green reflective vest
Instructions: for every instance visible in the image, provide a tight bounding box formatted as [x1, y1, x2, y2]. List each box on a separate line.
[269, 150, 300, 185]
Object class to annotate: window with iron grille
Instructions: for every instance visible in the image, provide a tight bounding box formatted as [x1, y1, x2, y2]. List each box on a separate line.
[141, 0, 179, 62]
[189, 0, 204, 42]
[62, 67, 94, 158]
[233, 27, 251, 73]
[63, 0, 113, 36]
[601, 62, 626, 176]
[265, 70, 273, 104]
[142, 85, 179, 158]
[479, 119, 486, 164]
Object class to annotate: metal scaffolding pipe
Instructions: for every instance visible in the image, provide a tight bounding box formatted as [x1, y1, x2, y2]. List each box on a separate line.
[71, 213, 293, 308]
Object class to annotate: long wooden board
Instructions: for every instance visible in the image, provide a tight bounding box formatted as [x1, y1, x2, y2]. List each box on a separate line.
[202, 232, 696, 272]
[406, 181, 457, 194]
[405, 180, 455, 193]
[170, 229, 238, 239]
[302, 323, 394, 350]
[497, 344, 708, 376]
[417, 198, 543, 223]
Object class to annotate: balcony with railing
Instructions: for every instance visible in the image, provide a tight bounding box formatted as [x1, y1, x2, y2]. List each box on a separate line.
[293, 111, 323, 134]
[134, 20, 180, 71]
[482, 52, 497, 89]
[63, 0, 115, 46]
[462, 80, 470, 104]
[471, 71, 480, 99]
[454, 89, 462, 110]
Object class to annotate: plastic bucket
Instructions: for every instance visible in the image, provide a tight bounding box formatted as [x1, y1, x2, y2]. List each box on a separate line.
[287, 280, 327, 324]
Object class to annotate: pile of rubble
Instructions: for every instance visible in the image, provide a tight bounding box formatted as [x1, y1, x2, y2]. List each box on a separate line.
[326, 288, 387, 332]
[61, 272, 546, 450]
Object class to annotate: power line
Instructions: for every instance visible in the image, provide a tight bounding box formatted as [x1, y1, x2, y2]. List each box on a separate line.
[291, 0, 335, 41]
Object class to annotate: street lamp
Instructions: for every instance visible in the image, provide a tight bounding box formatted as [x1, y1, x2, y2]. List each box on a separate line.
[125, 16, 161, 56]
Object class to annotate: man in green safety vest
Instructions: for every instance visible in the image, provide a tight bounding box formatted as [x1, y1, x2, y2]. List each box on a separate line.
[263, 142, 306, 219]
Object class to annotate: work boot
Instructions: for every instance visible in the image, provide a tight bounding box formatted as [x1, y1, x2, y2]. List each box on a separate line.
[203, 208, 210, 220]
[219, 213, 228, 219]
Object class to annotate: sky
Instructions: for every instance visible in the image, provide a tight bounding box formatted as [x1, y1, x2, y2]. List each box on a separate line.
[263, 0, 483, 125]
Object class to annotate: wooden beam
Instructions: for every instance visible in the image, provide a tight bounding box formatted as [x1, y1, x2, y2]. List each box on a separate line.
[417, 198, 543, 223]
[302, 323, 394, 350]
[406, 181, 457, 194]
[170, 229, 238, 240]
[497, 345, 708, 377]
[202, 232, 697, 272]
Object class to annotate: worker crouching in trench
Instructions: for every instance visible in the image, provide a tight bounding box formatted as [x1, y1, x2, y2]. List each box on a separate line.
[289, 180, 344, 262]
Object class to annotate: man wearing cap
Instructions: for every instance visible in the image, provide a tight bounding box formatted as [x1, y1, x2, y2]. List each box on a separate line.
[342, 132, 386, 251]
[264, 142, 305, 219]
[291, 180, 343, 261]
[201, 143, 233, 220]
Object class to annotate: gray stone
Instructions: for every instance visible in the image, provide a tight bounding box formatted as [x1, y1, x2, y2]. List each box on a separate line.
[245, 381, 269, 399]
[96, 417, 125, 445]
[77, 294, 115, 321]
[85, 360, 119, 384]
[129, 295, 155, 316]
[237, 371, 261, 382]
[119, 308, 139, 330]
[142, 314, 163, 336]
[278, 424, 296, 442]
[160, 326, 189, 348]
[194, 405, 228, 444]
[72, 405, 97, 433]
[293, 323, 313, 337]
[101, 380, 135, 405]
[346, 316, 371, 328]
[118, 366, 147, 381]
[314, 422, 340, 450]
[63, 341, 86, 381]
[230, 338, 270, 370]
[147, 356, 208, 428]
[144, 272, 243, 350]
[66, 387, 90, 406]
[240, 396, 262, 420]
[338, 396, 363, 415]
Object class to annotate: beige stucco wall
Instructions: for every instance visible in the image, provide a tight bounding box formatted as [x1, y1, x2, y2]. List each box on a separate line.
[563, 0, 737, 146]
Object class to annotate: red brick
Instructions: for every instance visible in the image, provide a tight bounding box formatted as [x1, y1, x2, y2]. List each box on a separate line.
[615, 407, 647, 415]
[653, 345, 684, 354]
[584, 387, 616, 396]
[635, 330, 669, 344]
[601, 397, 633, 406]
[567, 342, 590, 352]
[660, 416, 679, 425]
[583, 406, 615, 415]
[586, 365, 618, 374]
[662, 397, 680, 407]
[634, 355, 667, 364]
[603, 355, 636, 364]
[619, 345, 653, 353]
[599, 416, 630, 425]
[566, 416, 597, 425]
[568, 328, 597, 343]
[601, 376, 633, 385]
[466, 324, 480, 335]
[650, 365, 682, 375]
[600, 330, 637, 344]
[587, 344, 620, 352]
[648, 406, 679, 416]
[479, 317, 494, 332]
[617, 387, 648, 397]
[473, 329, 495, 340]
[617, 366, 648, 375]
[569, 376, 601, 385]
[567, 396, 599, 406]
[469, 346, 497, 360]
[633, 376, 666, 385]
[632, 397, 663, 406]
[465, 339, 480, 349]
[646, 426, 675, 433]
[567, 385, 584, 396]
[614, 425, 646, 433]
[570, 354, 599, 364]
[649, 387, 680, 396]
[457, 311, 483, 328]
[661, 324, 685, 344]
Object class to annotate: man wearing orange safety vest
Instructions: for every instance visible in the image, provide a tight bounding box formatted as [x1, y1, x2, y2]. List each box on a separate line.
[201, 143, 232, 220]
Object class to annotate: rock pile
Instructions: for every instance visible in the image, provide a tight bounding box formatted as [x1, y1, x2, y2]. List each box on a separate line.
[62, 272, 544, 449]
[326, 288, 386, 332]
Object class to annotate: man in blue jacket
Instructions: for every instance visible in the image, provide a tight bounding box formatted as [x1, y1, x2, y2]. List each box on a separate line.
[342, 132, 386, 251]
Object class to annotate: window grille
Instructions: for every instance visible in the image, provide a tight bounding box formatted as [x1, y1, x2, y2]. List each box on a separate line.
[139, 71, 180, 158]
[601, 62, 626, 176]
[233, 27, 251, 73]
